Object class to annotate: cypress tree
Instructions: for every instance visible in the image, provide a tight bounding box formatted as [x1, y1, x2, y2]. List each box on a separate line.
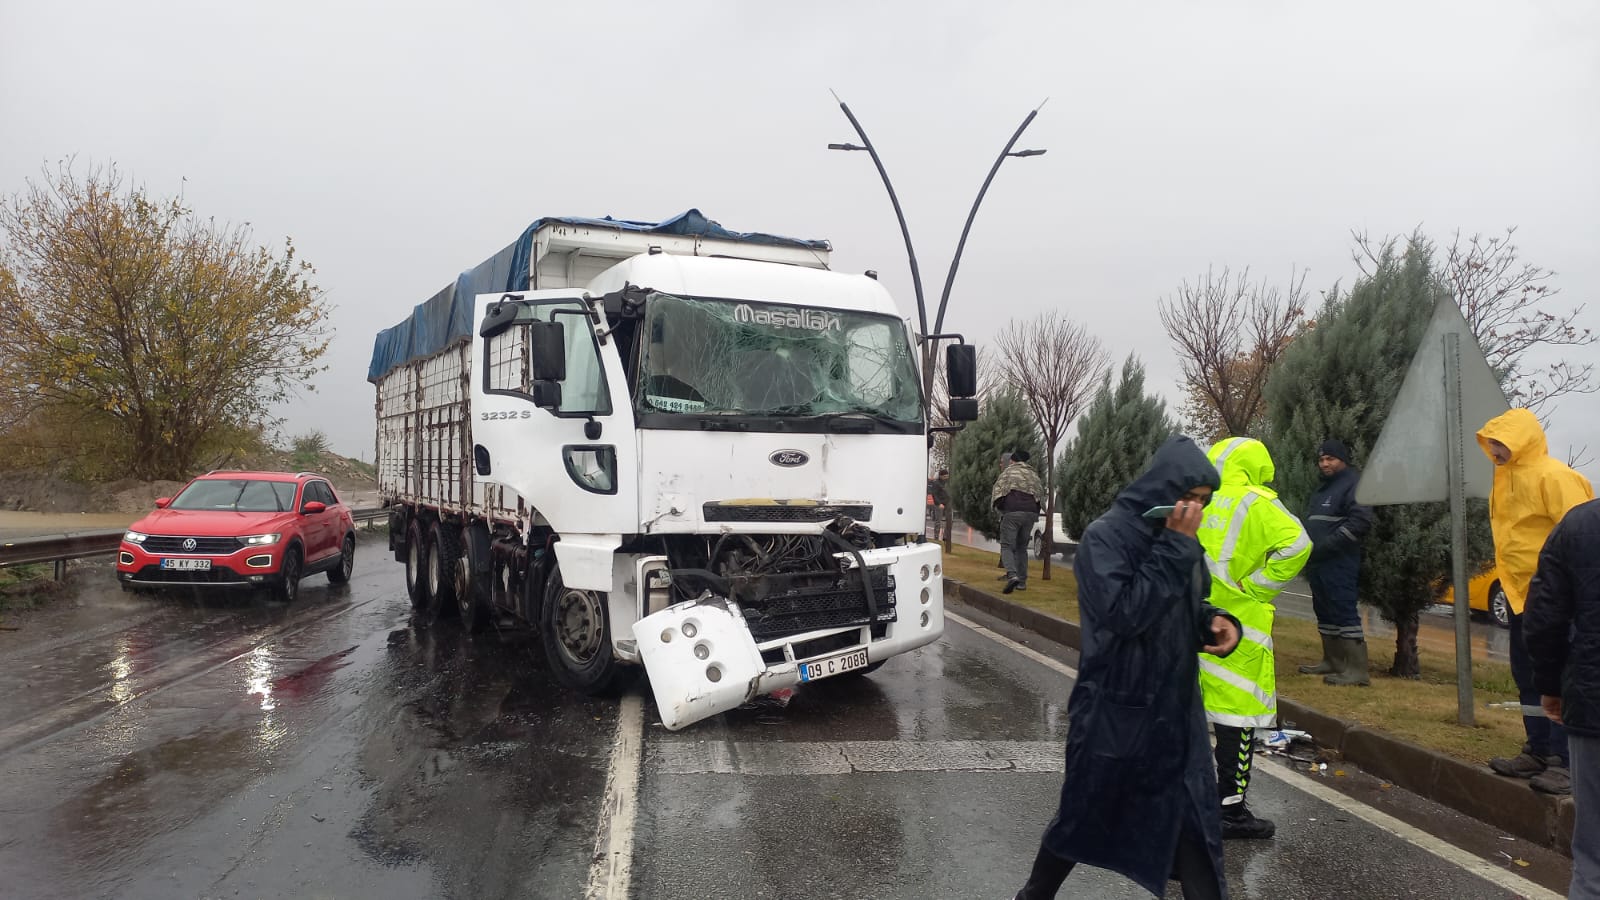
[1265, 236, 1494, 677]
[948, 389, 1043, 540]
[1057, 355, 1177, 539]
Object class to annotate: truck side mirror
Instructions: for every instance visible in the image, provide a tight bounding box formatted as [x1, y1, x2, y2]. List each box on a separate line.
[946, 344, 977, 398]
[528, 321, 567, 382]
[532, 381, 563, 409]
[949, 398, 980, 422]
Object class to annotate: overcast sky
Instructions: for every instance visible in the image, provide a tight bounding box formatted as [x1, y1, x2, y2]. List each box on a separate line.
[3, 0, 1596, 481]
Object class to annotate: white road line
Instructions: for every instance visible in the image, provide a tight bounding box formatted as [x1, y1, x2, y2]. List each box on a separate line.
[946, 611, 1078, 679]
[946, 613, 1562, 900]
[585, 692, 643, 900]
[1255, 756, 1562, 900]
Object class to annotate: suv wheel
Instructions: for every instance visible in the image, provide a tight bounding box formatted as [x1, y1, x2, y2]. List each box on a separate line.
[273, 547, 303, 603]
[329, 534, 355, 584]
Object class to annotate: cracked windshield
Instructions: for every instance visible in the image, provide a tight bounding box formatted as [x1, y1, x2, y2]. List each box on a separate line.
[635, 293, 922, 424]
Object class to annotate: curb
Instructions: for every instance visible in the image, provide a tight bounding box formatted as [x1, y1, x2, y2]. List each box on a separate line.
[944, 577, 1576, 854]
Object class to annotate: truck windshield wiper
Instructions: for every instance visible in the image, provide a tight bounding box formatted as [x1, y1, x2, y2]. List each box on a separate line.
[811, 410, 914, 434]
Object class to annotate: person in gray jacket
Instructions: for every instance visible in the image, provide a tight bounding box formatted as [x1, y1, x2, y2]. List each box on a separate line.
[993, 449, 1045, 594]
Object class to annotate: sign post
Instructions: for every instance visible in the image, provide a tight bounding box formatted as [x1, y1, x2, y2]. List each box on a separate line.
[1356, 297, 1509, 725]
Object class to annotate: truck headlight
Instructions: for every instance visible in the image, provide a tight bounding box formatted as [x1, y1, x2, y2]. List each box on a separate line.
[243, 533, 282, 546]
[123, 531, 149, 544]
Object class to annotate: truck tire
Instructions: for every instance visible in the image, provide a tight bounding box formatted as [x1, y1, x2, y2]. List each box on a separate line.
[540, 568, 633, 695]
[423, 520, 461, 624]
[405, 518, 431, 612]
[455, 522, 494, 633]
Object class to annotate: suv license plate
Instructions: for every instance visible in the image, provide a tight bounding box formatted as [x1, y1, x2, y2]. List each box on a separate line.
[798, 647, 869, 682]
[161, 558, 212, 571]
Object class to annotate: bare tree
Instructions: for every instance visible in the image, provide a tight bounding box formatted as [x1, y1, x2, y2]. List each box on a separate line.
[1439, 228, 1594, 410]
[1158, 267, 1309, 441]
[1354, 227, 1596, 412]
[994, 313, 1109, 579]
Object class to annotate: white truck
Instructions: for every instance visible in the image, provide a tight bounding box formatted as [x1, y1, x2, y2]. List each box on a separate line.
[369, 212, 979, 730]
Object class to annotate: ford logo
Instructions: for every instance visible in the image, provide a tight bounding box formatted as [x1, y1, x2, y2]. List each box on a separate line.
[182, 538, 198, 551]
[769, 450, 809, 468]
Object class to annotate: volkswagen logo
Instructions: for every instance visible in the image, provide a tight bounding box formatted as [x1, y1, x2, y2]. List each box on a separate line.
[182, 538, 198, 552]
[769, 450, 809, 468]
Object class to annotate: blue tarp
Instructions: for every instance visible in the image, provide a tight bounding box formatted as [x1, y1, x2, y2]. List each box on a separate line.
[367, 210, 831, 382]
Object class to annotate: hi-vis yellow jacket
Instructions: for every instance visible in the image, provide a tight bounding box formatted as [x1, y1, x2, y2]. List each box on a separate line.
[1197, 438, 1312, 728]
[1477, 409, 1594, 615]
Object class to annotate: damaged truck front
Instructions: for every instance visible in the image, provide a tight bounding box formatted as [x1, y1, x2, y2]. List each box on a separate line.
[370, 213, 980, 729]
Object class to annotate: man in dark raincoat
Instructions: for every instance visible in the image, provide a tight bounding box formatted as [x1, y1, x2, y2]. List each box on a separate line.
[1016, 436, 1241, 900]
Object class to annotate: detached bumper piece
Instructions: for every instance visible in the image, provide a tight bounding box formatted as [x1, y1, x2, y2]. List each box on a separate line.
[634, 601, 768, 732]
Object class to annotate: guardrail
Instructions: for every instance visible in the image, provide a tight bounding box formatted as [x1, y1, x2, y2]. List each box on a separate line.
[0, 507, 389, 577]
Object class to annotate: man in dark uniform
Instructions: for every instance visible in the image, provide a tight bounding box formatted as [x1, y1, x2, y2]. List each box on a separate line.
[1299, 439, 1374, 686]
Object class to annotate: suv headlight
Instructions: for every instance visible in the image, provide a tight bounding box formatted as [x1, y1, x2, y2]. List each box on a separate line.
[123, 531, 149, 544]
[243, 533, 282, 546]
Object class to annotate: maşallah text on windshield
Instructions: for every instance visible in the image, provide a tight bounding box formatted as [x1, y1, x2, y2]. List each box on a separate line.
[733, 303, 842, 332]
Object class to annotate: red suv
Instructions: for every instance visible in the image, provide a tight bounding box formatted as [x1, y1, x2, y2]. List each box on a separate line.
[117, 471, 357, 602]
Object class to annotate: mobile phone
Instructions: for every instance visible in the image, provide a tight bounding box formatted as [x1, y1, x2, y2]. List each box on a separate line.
[1142, 505, 1176, 519]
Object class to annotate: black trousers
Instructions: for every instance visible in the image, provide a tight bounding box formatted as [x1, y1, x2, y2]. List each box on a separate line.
[1017, 830, 1223, 900]
[1212, 725, 1256, 803]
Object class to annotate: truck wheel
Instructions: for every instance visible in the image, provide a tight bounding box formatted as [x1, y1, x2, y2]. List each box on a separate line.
[455, 522, 493, 633]
[423, 520, 461, 624]
[1031, 534, 1045, 560]
[405, 518, 431, 611]
[540, 568, 633, 695]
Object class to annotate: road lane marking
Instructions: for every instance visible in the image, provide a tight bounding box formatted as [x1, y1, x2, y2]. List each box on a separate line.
[946, 611, 1078, 679]
[651, 739, 1064, 775]
[1254, 756, 1562, 899]
[946, 614, 1563, 900]
[585, 691, 642, 900]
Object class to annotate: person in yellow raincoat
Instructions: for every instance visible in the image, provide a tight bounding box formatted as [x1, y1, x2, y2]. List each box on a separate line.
[1478, 408, 1594, 795]
[1197, 437, 1312, 840]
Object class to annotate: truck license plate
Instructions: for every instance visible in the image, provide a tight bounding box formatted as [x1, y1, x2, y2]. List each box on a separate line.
[798, 647, 869, 682]
[161, 558, 211, 571]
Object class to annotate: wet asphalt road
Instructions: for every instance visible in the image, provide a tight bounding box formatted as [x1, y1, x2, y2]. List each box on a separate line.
[0, 536, 1571, 899]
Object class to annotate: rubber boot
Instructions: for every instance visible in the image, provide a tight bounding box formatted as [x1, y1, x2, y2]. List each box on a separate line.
[1323, 637, 1371, 686]
[1298, 633, 1337, 675]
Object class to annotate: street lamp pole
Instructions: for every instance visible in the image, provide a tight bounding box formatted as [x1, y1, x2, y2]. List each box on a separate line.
[932, 102, 1047, 338]
[827, 93, 928, 340]
[829, 96, 1046, 399]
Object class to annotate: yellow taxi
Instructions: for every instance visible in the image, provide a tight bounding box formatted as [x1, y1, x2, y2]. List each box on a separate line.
[1442, 565, 1510, 628]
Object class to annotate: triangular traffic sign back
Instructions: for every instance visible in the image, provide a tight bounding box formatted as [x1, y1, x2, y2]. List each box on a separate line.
[1355, 296, 1510, 505]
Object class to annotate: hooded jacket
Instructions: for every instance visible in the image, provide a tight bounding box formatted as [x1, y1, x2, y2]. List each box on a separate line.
[1044, 436, 1234, 899]
[1197, 438, 1311, 728]
[1477, 409, 1594, 614]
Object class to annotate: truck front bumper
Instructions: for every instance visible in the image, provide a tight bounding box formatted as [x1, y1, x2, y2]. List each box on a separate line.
[632, 541, 945, 731]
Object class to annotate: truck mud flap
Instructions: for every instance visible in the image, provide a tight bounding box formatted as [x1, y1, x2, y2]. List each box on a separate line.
[633, 600, 767, 731]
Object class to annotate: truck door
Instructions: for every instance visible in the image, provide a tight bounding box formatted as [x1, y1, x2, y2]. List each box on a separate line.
[469, 290, 637, 536]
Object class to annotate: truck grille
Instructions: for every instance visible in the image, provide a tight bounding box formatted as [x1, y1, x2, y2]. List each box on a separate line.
[742, 569, 896, 642]
[142, 536, 246, 555]
[703, 503, 872, 523]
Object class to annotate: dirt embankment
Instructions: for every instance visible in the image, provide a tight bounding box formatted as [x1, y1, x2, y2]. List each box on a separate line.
[0, 450, 378, 516]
